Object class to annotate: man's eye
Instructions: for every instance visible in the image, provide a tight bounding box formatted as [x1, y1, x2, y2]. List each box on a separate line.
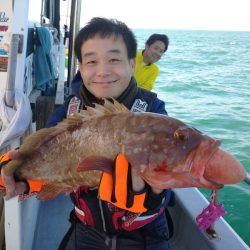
[86, 60, 96, 65]
[110, 58, 120, 63]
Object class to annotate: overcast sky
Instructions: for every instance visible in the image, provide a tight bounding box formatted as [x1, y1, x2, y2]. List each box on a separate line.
[76, 0, 250, 31]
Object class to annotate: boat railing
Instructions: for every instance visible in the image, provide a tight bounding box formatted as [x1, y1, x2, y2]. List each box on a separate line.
[4, 33, 22, 107]
[244, 173, 250, 185]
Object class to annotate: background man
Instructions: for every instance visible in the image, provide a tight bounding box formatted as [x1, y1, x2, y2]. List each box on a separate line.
[134, 34, 169, 90]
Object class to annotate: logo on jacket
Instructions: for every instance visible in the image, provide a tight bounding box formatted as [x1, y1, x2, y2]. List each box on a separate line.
[67, 96, 81, 116]
[0, 12, 9, 23]
[130, 99, 148, 113]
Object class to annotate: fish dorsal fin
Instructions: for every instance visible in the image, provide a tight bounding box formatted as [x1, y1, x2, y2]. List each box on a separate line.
[101, 98, 129, 112]
[19, 118, 83, 155]
[20, 99, 127, 155]
[56, 115, 84, 129]
[4, 128, 59, 174]
[19, 127, 58, 155]
[78, 98, 129, 118]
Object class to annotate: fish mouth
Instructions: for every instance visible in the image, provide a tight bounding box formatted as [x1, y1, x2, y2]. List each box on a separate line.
[185, 136, 223, 189]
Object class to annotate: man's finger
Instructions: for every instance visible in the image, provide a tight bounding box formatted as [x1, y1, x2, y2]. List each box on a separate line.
[1, 168, 16, 193]
[151, 187, 164, 194]
[1, 167, 25, 200]
[4, 182, 27, 200]
[8, 150, 20, 160]
[131, 167, 145, 192]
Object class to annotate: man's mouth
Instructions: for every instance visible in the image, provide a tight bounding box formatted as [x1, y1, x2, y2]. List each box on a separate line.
[93, 80, 118, 85]
[153, 55, 160, 61]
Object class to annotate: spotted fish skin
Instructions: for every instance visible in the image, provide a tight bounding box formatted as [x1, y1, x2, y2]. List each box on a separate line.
[2, 99, 246, 200]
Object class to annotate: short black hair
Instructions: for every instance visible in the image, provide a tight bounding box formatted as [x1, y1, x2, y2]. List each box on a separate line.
[74, 17, 137, 63]
[146, 34, 169, 52]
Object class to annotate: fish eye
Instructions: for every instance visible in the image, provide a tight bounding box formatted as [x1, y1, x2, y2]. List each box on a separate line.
[174, 127, 189, 141]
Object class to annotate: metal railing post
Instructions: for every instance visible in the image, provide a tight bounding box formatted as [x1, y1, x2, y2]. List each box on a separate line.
[67, 0, 82, 88]
[4, 34, 20, 107]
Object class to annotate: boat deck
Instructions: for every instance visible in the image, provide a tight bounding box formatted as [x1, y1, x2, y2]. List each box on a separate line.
[6, 189, 248, 250]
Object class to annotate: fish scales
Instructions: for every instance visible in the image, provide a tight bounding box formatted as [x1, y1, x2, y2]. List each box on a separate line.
[1, 99, 246, 200]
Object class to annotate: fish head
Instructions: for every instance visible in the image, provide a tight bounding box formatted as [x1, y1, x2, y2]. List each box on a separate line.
[125, 113, 246, 190]
[126, 114, 209, 170]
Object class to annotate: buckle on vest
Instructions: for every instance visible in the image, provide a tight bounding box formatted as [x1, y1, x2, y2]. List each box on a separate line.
[74, 206, 85, 216]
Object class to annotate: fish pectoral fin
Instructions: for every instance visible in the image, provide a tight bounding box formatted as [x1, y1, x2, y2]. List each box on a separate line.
[77, 156, 113, 173]
[37, 182, 73, 200]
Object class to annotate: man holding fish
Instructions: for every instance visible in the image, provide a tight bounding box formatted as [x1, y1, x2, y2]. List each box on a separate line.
[0, 17, 246, 250]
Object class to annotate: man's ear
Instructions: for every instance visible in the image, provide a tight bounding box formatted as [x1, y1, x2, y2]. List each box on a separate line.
[78, 62, 84, 76]
[130, 58, 136, 71]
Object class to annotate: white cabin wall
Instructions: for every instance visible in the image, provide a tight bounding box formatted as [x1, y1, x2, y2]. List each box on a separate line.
[0, 0, 13, 92]
[3, 0, 69, 248]
[28, 0, 42, 23]
[3, 1, 43, 250]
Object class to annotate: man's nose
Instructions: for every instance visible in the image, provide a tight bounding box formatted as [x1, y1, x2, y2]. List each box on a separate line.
[156, 51, 163, 58]
[96, 62, 110, 76]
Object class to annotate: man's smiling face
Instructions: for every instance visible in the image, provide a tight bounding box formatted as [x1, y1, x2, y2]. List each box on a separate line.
[78, 34, 135, 99]
[144, 40, 165, 64]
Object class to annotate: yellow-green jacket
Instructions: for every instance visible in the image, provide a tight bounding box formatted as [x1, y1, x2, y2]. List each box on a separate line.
[134, 50, 159, 91]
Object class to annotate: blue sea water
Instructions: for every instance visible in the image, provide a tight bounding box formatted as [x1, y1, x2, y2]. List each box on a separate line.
[134, 29, 250, 246]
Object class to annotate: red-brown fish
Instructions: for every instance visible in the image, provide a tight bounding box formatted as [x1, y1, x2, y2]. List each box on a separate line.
[1, 99, 246, 200]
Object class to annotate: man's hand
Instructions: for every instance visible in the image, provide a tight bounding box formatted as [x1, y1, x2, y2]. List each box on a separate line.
[0, 150, 28, 200]
[131, 167, 163, 194]
[99, 153, 166, 213]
